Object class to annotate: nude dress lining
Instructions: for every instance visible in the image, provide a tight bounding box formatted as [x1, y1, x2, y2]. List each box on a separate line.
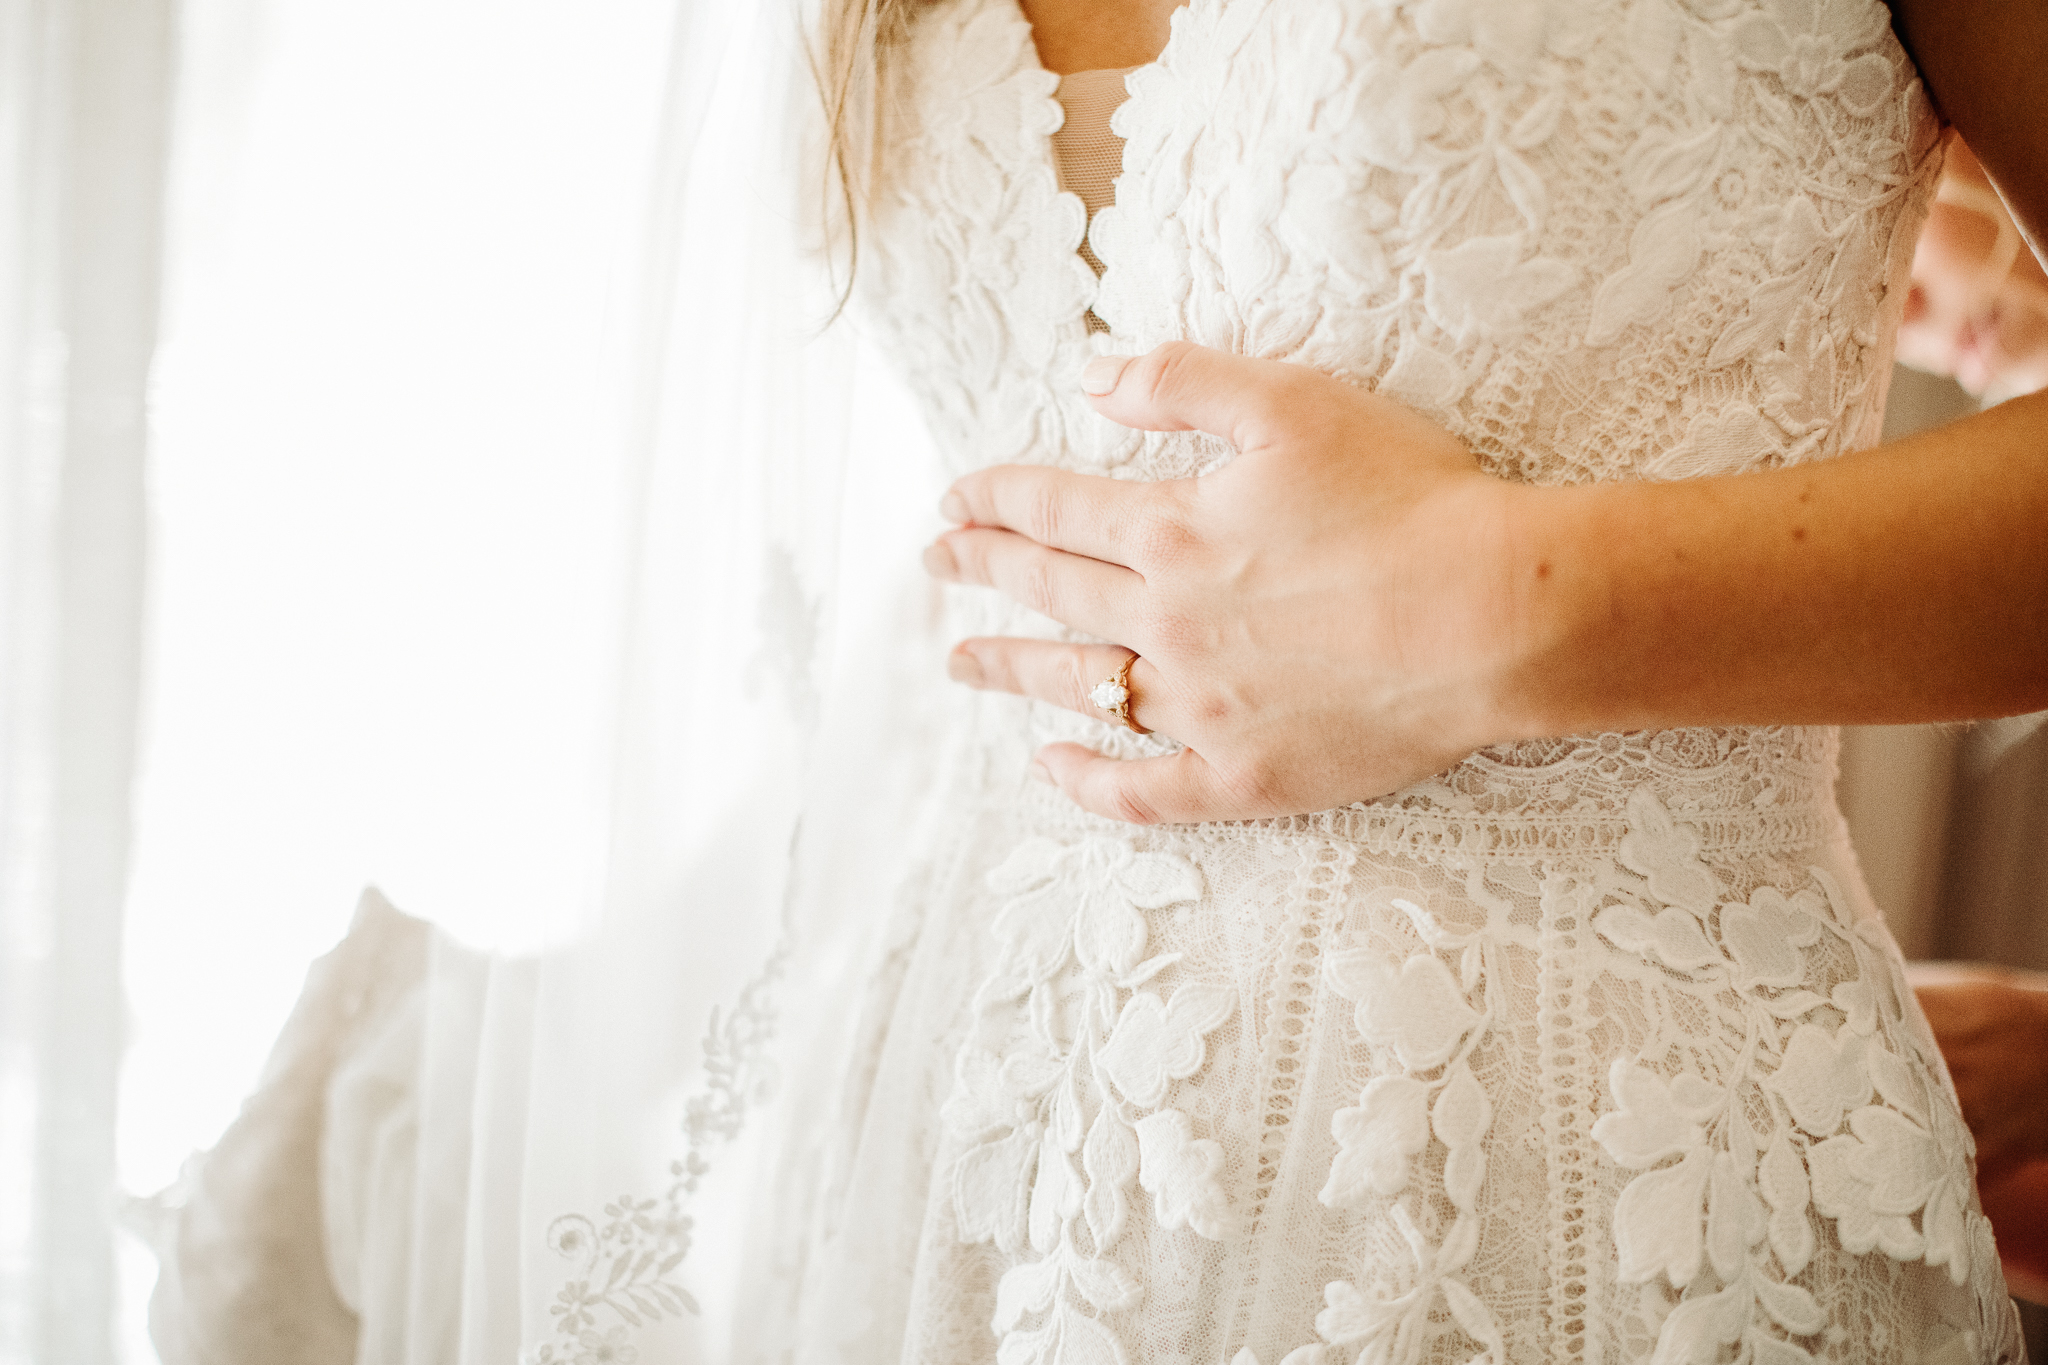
[1051, 66, 1135, 329]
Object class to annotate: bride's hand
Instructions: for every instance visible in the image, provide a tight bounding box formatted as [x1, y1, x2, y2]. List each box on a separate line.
[922, 341, 1541, 824]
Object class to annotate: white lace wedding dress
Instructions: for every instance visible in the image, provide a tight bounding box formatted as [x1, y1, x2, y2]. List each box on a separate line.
[729, 0, 2028, 1362]
[147, 0, 2027, 1361]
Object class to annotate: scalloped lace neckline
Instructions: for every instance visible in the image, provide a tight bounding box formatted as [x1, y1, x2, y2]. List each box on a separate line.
[1051, 67, 1137, 290]
[1010, 0, 1188, 332]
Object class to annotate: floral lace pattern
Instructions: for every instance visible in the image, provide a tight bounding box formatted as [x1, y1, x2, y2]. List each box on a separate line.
[947, 836, 1236, 1364]
[724, 0, 2025, 1361]
[1578, 790, 2015, 1364]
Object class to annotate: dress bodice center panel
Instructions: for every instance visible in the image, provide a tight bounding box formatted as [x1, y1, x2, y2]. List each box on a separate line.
[1050, 66, 1136, 289]
[860, 0, 1942, 491]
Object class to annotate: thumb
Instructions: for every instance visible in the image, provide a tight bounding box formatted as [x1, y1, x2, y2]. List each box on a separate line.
[1080, 341, 1303, 452]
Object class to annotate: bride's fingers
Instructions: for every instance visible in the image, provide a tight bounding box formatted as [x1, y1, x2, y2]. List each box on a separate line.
[1033, 743, 1244, 826]
[1081, 341, 1307, 453]
[941, 464, 1171, 569]
[927, 526, 1141, 642]
[950, 638, 1172, 735]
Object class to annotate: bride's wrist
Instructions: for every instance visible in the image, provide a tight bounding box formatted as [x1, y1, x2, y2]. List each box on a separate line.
[1397, 474, 1573, 757]
[1465, 478, 1621, 747]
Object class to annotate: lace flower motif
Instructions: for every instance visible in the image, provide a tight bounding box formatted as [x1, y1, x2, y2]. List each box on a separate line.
[1808, 1071, 1980, 1282]
[1338, 47, 1479, 169]
[1328, 947, 1484, 1072]
[1585, 791, 2013, 1364]
[1422, 235, 1578, 344]
[1307, 892, 1505, 1361]
[1731, 0, 1894, 114]
[1413, 0, 1601, 77]
[985, 836, 1201, 988]
[950, 835, 1236, 1365]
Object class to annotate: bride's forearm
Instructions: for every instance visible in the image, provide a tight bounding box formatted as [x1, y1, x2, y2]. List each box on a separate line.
[1495, 389, 2048, 739]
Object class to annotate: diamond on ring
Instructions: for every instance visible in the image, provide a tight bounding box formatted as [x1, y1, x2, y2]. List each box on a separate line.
[1090, 653, 1143, 733]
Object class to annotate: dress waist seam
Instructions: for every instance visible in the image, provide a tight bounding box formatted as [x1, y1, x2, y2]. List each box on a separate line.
[993, 789, 1844, 863]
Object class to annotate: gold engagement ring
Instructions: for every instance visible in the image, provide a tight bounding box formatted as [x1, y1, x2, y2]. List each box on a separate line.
[1088, 652, 1144, 733]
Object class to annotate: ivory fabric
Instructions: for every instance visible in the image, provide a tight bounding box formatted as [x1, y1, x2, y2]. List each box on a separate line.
[0, 1, 175, 1358]
[152, 1, 2033, 1363]
[735, 0, 2025, 1362]
[139, 1, 900, 1360]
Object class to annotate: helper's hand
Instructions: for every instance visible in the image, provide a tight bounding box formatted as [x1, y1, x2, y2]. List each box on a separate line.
[1909, 965, 2048, 1185]
[922, 341, 1538, 824]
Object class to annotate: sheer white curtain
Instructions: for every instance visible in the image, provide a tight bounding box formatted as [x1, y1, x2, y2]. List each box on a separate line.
[114, 0, 939, 1360]
[0, 1, 174, 1360]
[3, 0, 925, 1358]
[121, 0, 671, 1195]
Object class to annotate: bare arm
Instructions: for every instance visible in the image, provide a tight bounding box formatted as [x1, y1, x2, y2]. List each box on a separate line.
[1505, 5, 2048, 738]
[1506, 389, 2048, 740]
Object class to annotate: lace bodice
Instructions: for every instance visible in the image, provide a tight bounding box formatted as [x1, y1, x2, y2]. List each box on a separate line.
[852, 0, 1954, 895]
[717, 2, 2026, 1364]
[862, 0, 1939, 490]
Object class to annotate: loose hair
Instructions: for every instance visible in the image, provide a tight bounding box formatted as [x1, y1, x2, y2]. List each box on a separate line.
[812, 0, 930, 315]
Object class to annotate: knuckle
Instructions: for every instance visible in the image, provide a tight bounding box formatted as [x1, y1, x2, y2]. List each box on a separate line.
[1017, 549, 1060, 616]
[1026, 481, 1066, 545]
[1145, 341, 1201, 405]
[1233, 375, 1296, 447]
[1219, 755, 1285, 813]
[974, 643, 1018, 692]
[951, 472, 989, 517]
[1057, 650, 1094, 709]
[944, 530, 987, 583]
[1129, 500, 1196, 568]
[1104, 783, 1161, 826]
[1188, 684, 1233, 726]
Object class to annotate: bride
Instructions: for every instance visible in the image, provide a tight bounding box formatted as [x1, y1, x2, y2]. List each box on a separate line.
[720, 0, 2025, 1360]
[154, 0, 2033, 1361]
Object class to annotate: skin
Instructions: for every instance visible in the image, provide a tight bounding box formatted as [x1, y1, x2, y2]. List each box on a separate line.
[1908, 966, 2048, 1184]
[1883, 1, 2048, 273]
[945, 0, 2048, 1285]
[1895, 140, 2048, 399]
[930, 0, 2048, 823]
[1911, 966, 2048, 1300]
[1017, 0, 1179, 72]
[931, 347, 2048, 820]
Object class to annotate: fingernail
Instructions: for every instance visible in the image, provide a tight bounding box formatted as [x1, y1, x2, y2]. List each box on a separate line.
[1080, 355, 1133, 397]
[939, 490, 969, 524]
[1027, 758, 1053, 785]
[947, 649, 984, 686]
[922, 542, 957, 579]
